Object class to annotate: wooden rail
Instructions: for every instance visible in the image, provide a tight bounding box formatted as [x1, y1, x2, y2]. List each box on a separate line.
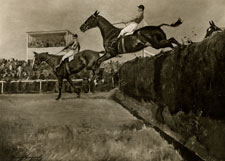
[0, 79, 83, 94]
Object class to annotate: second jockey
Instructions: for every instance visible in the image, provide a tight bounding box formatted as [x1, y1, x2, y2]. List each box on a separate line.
[56, 34, 80, 69]
[117, 5, 145, 38]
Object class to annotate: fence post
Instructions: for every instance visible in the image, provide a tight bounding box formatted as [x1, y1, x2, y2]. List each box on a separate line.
[1, 81, 3, 94]
[39, 80, 42, 93]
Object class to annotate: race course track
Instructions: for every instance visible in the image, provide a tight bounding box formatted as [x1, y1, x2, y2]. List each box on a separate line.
[0, 93, 182, 161]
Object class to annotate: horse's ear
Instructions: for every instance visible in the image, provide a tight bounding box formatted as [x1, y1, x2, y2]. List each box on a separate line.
[211, 20, 215, 26]
[94, 10, 100, 16]
[209, 21, 212, 25]
[33, 51, 37, 55]
[94, 10, 98, 16]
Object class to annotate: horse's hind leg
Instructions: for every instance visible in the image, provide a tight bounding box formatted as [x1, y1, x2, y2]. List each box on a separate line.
[56, 78, 63, 100]
[66, 76, 81, 98]
[168, 37, 181, 47]
[147, 36, 174, 49]
[88, 70, 96, 93]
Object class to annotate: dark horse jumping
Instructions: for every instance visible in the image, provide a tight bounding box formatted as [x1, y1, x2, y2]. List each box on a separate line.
[32, 50, 102, 100]
[80, 11, 182, 68]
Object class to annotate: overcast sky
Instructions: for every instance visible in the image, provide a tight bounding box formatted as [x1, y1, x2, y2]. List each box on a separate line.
[0, 0, 225, 60]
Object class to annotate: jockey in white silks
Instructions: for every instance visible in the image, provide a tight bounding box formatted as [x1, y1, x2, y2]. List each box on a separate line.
[117, 5, 145, 38]
[56, 34, 80, 69]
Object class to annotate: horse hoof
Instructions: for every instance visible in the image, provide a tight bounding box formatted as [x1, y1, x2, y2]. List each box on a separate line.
[56, 97, 60, 100]
[179, 44, 186, 49]
[77, 89, 81, 98]
[156, 114, 165, 123]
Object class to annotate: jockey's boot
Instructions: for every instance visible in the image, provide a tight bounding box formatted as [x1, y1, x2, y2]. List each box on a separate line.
[110, 36, 123, 50]
[110, 39, 118, 49]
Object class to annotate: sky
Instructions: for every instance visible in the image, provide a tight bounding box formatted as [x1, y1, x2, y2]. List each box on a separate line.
[0, 0, 225, 60]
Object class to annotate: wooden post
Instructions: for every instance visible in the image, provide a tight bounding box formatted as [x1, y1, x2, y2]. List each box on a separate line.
[26, 33, 29, 61]
[1, 81, 3, 94]
[39, 80, 42, 93]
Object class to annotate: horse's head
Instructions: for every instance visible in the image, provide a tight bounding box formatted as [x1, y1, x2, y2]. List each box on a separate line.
[205, 20, 223, 38]
[32, 51, 48, 70]
[80, 10, 100, 32]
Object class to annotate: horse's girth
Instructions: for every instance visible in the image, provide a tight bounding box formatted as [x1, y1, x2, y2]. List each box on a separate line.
[117, 37, 126, 53]
[121, 37, 127, 53]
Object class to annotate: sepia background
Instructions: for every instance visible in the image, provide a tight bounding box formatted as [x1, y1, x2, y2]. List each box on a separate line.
[1, 1, 225, 161]
[0, 0, 225, 60]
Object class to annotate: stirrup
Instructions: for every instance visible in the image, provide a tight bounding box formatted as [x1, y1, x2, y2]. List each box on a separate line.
[55, 64, 61, 72]
[55, 64, 60, 69]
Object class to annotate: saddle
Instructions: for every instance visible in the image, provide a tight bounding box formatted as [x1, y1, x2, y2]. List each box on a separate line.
[68, 54, 75, 62]
[109, 31, 147, 54]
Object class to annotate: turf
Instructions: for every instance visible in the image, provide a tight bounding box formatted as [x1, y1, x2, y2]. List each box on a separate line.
[0, 93, 182, 161]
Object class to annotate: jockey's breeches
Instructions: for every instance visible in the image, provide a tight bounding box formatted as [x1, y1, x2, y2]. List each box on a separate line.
[62, 50, 74, 61]
[118, 22, 138, 37]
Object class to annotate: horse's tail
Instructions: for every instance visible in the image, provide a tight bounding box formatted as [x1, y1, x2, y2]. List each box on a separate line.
[158, 18, 182, 28]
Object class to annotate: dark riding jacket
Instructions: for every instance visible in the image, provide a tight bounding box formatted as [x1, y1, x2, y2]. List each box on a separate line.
[62, 39, 80, 53]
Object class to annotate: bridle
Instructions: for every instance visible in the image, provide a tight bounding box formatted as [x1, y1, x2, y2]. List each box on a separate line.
[43, 57, 52, 63]
[82, 14, 98, 31]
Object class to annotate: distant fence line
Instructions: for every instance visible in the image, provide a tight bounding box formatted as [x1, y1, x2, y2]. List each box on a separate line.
[0, 79, 83, 94]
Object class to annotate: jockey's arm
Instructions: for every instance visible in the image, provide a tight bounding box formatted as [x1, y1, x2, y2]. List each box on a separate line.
[62, 40, 74, 51]
[129, 12, 143, 23]
[77, 43, 81, 52]
[71, 40, 80, 52]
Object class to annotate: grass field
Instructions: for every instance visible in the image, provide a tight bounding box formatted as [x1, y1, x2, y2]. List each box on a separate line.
[0, 93, 182, 161]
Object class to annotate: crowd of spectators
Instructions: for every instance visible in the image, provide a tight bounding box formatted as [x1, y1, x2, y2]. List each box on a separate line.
[0, 58, 122, 93]
[0, 58, 56, 82]
[28, 39, 66, 48]
[0, 58, 121, 83]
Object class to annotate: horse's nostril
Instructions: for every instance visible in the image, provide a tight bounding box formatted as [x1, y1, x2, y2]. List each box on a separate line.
[80, 26, 85, 32]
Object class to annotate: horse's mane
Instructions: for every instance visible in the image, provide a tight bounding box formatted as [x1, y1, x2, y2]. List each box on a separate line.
[98, 15, 120, 30]
[48, 53, 63, 58]
[39, 52, 62, 61]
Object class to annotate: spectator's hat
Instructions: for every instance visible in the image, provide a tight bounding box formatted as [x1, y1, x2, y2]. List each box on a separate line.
[73, 34, 78, 38]
[138, 5, 145, 11]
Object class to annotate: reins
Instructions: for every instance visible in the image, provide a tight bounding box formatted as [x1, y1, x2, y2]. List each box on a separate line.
[41, 54, 58, 68]
[43, 57, 52, 63]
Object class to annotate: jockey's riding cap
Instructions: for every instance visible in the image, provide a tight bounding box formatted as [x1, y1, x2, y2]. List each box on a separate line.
[138, 5, 145, 11]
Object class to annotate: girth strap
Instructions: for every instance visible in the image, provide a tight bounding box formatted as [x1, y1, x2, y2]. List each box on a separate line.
[121, 37, 126, 53]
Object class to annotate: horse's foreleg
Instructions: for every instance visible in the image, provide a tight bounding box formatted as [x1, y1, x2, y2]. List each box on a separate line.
[56, 78, 63, 100]
[66, 76, 81, 98]
[156, 104, 165, 123]
[95, 53, 113, 69]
